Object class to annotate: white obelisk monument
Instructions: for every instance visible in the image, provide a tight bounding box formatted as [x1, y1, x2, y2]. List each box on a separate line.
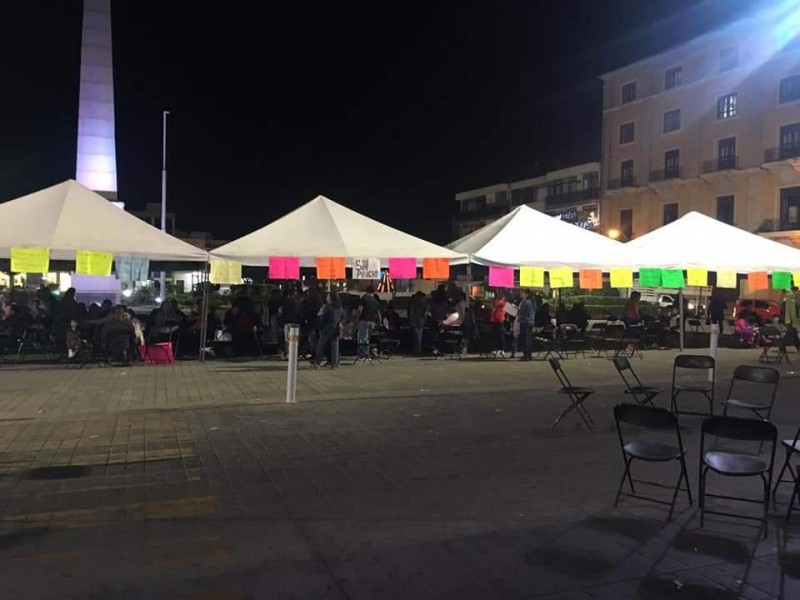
[75, 0, 118, 202]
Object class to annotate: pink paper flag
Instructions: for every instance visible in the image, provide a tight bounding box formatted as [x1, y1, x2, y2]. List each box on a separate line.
[269, 256, 300, 280]
[389, 257, 417, 279]
[489, 266, 514, 288]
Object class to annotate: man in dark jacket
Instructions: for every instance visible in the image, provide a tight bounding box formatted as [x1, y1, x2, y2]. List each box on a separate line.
[517, 290, 536, 361]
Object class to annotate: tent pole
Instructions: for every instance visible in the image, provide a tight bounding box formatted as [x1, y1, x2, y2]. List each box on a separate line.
[198, 257, 210, 362]
[678, 288, 684, 352]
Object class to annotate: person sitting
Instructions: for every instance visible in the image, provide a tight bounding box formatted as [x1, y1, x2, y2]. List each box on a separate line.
[555, 302, 569, 326]
[383, 303, 401, 331]
[734, 309, 758, 347]
[534, 303, 552, 330]
[622, 291, 641, 327]
[567, 302, 590, 334]
[65, 319, 88, 359]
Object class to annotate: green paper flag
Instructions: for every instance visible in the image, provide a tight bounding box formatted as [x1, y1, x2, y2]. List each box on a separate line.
[639, 268, 662, 288]
[661, 269, 685, 288]
[772, 271, 792, 290]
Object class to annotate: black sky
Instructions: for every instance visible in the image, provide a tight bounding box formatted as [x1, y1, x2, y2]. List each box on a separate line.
[0, 0, 763, 244]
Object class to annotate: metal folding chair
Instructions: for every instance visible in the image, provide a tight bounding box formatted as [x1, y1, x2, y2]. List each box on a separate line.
[772, 425, 800, 521]
[548, 358, 594, 430]
[613, 403, 692, 519]
[699, 416, 777, 538]
[759, 326, 791, 364]
[612, 356, 661, 406]
[721, 365, 779, 420]
[671, 354, 715, 416]
[558, 324, 586, 359]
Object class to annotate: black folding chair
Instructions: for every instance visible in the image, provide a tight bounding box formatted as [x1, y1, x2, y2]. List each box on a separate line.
[619, 324, 644, 360]
[612, 356, 661, 406]
[671, 354, 715, 416]
[548, 358, 594, 430]
[699, 416, 777, 538]
[772, 425, 800, 521]
[721, 365, 780, 421]
[558, 324, 586, 359]
[759, 326, 791, 364]
[613, 403, 692, 519]
[600, 323, 626, 358]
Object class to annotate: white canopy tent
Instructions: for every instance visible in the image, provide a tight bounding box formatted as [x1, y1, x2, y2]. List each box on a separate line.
[0, 180, 208, 262]
[626, 211, 800, 271]
[210, 195, 466, 266]
[448, 205, 628, 268]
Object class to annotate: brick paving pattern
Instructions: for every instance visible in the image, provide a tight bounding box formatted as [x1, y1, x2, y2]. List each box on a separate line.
[0, 349, 798, 598]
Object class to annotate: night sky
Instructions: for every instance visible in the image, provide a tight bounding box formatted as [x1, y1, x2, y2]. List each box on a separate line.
[0, 0, 762, 244]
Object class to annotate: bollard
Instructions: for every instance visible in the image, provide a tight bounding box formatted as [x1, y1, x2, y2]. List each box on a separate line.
[708, 322, 719, 382]
[286, 325, 300, 403]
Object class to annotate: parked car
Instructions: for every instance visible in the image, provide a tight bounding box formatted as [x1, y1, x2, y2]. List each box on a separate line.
[733, 299, 781, 323]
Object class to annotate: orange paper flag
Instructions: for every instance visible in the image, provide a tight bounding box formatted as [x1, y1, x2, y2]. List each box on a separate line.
[422, 258, 449, 280]
[315, 257, 346, 279]
[579, 269, 603, 290]
[748, 271, 769, 291]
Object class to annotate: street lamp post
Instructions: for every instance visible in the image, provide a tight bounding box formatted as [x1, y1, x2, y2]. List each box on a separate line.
[159, 110, 170, 301]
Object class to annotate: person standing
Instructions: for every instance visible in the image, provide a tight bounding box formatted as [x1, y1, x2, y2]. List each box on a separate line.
[357, 286, 381, 359]
[489, 292, 508, 357]
[279, 288, 301, 359]
[784, 287, 800, 350]
[517, 289, 536, 361]
[314, 292, 343, 368]
[408, 291, 427, 354]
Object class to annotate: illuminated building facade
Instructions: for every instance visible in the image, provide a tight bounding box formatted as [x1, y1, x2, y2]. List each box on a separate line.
[600, 6, 800, 246]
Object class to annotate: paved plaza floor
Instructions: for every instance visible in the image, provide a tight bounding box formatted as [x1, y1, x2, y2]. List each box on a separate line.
[1, 348, 800, 598]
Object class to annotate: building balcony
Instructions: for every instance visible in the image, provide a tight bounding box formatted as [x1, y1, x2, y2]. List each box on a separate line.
[701, 156, 739, 173]
[544, 187, 600, 208]
[649, 167, 683, 182]
[765, 145, 800, 162]
[755, 218, 800, 232]
[456, 203, 508, 221]
[606, 178, 637, 191]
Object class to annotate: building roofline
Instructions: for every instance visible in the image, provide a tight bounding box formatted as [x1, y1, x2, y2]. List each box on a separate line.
[455, 162, 600, 200]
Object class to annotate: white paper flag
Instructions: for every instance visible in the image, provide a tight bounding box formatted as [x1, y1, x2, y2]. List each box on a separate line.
[352, 258, 380, 280]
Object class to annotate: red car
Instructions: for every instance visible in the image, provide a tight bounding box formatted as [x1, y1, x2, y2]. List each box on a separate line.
[733, 299, 781, 322]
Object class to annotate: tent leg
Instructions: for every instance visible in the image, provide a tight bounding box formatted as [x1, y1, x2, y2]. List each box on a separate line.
[198, 258, 210, 362]
[679, 289, 684, 352]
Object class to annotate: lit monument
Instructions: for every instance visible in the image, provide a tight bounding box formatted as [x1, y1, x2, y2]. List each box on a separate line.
[75, 0, 118, 202]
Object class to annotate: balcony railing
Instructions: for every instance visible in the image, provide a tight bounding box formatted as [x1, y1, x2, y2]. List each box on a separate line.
[755, 218, 800, 232]
[606, 178, 636, 190]
[544, 187, 600, 208]
[457, 203, 508, 220]
[649, 167, 683, 182]
[765, 145, 800, 162]
[702, 156, 739, 173]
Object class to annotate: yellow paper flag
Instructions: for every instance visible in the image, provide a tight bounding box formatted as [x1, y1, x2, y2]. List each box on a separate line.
[793, 272, 800, 288]
[609, 268, 633, 288]
[10, 247, 49, 273]
[686, 267, 708, 287]
[75, 250, 113, 276]
[549, 267, 574, 289]
[519, 266, 544, 287]
[716, 269, 737, 289]
[209, 259, 242, 285]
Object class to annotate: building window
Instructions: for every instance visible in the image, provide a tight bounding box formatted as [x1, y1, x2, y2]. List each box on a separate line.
[718, 137, 737, 169]
[663, 203, 679, 225]
[716, 93, 738, 119]
[461, 195, 486, 215]
[620, 209, 633, 240]
[780, 75, 800, 104]
[511, 186, 535, 206]
[720, 46, 739, 71]
[621, 81, 637, 104]
[663, 109, 681, 133]
[620, 160, 634, 187]
[781, 187, 800, 229]
[664, 149, 680, 179]
[780, 123, 800, 159]
[665, 66, 682, 90]
[716, 195, 734, 224]
[619, 122, 635, 144]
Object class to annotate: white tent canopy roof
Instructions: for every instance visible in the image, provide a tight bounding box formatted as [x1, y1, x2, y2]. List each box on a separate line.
[448, 205, 628, 269]
[210, 195, 466, 266]
[0, 180, 208, 262]
[627, 211, 800, 272]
